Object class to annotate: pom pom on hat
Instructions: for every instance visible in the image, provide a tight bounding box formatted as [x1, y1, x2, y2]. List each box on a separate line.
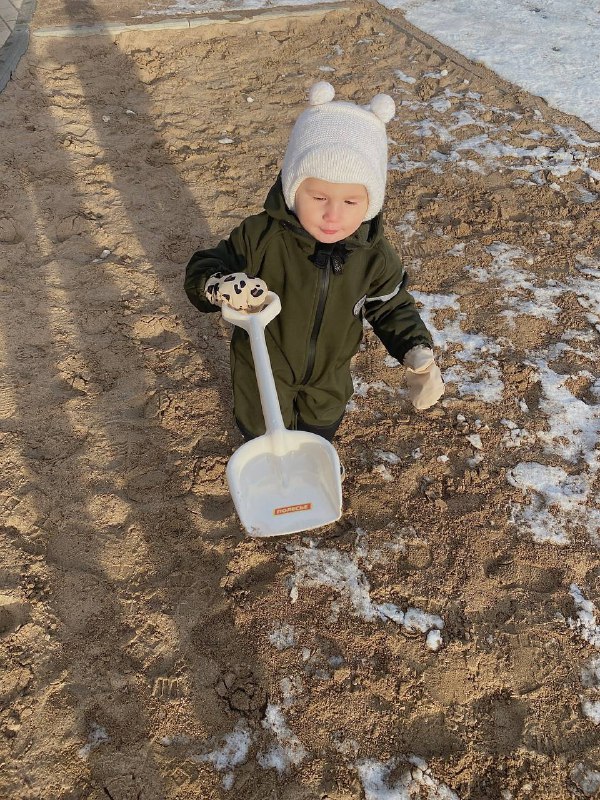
[369, 93, 395, 123]
[282, 83, 395, 221]
[308, 81, 336, 105]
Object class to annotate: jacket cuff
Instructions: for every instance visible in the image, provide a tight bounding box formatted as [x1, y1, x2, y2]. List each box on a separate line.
[403, 345, 434, 371]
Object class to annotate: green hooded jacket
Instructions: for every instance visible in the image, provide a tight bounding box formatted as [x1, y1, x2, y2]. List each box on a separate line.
[185, 177, 433, 432]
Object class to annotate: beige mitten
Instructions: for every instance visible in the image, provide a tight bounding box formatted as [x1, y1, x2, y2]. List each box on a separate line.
[205, 272, 268, 311]
[404, 346, 444, 410]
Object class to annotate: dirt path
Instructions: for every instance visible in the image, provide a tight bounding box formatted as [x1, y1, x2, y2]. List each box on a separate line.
[1, 3, 599, 798]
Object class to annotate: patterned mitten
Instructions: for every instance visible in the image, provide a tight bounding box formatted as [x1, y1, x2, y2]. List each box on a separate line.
[205, 272, 268, 311]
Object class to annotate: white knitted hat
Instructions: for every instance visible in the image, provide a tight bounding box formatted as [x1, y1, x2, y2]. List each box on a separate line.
[281, 82, 395, 222]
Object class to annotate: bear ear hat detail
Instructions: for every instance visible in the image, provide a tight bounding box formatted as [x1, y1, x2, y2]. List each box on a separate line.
[369, 93, 395, 123]
[308, 81, 336, 105]
[306, 81, 395, 123]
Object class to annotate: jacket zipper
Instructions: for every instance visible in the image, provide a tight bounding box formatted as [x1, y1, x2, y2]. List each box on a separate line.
[301, 263, 330, 385]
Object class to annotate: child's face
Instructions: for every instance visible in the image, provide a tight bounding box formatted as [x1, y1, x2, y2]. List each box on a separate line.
[295, 178, 369, 244]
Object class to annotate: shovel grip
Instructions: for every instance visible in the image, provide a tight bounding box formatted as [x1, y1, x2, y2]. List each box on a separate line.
[222, 292, 286, 434]
[221, 292, 281, 330]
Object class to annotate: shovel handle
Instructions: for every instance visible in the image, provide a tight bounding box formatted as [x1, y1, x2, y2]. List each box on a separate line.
[221, 292, 281, 330]
[221, 293, 285, 434]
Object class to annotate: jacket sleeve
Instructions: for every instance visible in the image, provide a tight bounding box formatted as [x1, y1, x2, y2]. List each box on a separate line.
[184, 219, 252, 313]
[364, 239, 433, 364]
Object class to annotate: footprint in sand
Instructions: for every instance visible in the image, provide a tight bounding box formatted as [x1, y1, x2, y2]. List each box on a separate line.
[215, 665, 267, 716]
[0, 387, 16, 420]
[153, 676, 182, 700]
[0, 218, 21, 244]
[0, 594, 30, 636]
[54, 214, 89, 242]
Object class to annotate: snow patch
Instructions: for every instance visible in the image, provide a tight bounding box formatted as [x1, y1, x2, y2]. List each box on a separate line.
[268, 623, 297, 650]
[287, 543, 444, 643]
[78, 723, 109, 760]
[192, 721, 252, 790]
[507, 462, 590, 545]
[357, 755, 460, 799]
[568, 585, 600, 649]
[257, 704, 307, 773]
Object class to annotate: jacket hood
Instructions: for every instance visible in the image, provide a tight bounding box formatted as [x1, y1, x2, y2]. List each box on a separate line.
[263, 175, 384, 250]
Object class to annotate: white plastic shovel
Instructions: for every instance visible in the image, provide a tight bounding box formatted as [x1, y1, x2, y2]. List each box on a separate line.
[222, 292, 343, 537]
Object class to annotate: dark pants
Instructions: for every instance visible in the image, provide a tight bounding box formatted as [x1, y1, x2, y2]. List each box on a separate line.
[236, 411, 344, 443]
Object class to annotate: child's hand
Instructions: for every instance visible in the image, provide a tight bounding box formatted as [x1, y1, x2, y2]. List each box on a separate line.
[404, 346, 444, 410]
[205, 272, 268, 311]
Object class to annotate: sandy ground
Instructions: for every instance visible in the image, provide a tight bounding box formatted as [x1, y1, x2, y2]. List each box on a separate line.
[1, 2, 600, 798]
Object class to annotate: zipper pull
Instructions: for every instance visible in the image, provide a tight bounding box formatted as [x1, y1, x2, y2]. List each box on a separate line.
[309, 243, 334, 270]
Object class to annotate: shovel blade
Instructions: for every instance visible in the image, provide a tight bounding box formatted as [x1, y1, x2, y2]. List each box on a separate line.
[226, 430, 342, 537]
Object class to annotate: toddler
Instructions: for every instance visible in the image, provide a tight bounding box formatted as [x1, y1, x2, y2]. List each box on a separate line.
[185, 82, 444, 442]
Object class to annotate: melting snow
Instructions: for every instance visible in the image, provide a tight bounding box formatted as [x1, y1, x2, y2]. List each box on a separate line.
[581, 656, 600, 689]
[268, 623, 297, 650]
[358, 755, 460, 800]
[78, 723, 109, 760]
[375, 450, 402, 464]
[507, 463, 590, 545]
[374, 463, 394, 481]
[566, 587, 600, 726]
[287, 543, 444, 643]
[568, 585, 600, 649]
[426, 629, 443, 652]
[288, 544, 378, 621]
[570, 763, 600, 797]
[257, 704, 307, 773]
[534, 360, 600, 473]
[192, 721, 252, 790]
[394, 68, 417, 85]
[279, 676, 303, 708]
[500, 419, 535, 449]
[581, 700, 600, 725]
[412, 290, 505, 403]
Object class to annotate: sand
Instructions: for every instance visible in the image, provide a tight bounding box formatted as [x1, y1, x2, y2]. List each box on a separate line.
[1, 2, 599, 798]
